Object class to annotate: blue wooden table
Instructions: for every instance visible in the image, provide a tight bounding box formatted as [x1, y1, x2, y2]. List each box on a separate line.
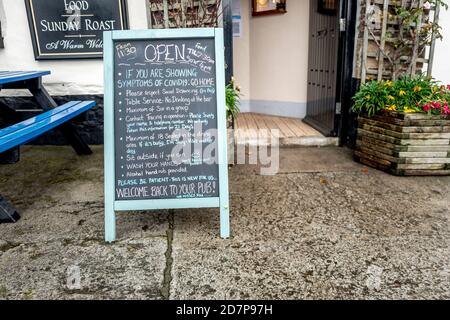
[0, 71, 92, 157]
[0, 71, 51, 85]
[0, 71, 95, 223]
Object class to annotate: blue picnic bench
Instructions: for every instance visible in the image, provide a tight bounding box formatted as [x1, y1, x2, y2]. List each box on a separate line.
[0, 100, 96, 153]
[0, 71, 96, 223]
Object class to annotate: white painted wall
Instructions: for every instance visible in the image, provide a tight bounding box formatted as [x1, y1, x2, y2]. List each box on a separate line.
[0, 0, 6, 33]
[432, 7, 450, 85]
[0, 0, 147, 96]
[1, 0, 309, 118]
[2, 0, 449, 117]
[233, 0, 310, 117]
[250, 1, 309, 104]
[232, 0, 250, 109]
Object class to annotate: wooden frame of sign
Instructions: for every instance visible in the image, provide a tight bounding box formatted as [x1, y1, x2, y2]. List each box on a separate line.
[103, 28, 230, 242]
[25, 0, 128, 60]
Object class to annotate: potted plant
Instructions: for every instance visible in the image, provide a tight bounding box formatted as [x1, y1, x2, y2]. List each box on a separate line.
[225, 77, 241, 164]
[352, 76, 450, 176]
[226, 77, 241, 128]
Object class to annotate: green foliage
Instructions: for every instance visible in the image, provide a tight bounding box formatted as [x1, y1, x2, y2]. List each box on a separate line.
[352, 76, 450, 116]
[353, 80, 391, 116]
[372, 0, 448, 79]
[226, 77, 241, 120]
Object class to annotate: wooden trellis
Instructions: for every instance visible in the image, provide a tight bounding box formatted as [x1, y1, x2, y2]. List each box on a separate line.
[147, 0, 222, 29]
[354, 0, 442, 83]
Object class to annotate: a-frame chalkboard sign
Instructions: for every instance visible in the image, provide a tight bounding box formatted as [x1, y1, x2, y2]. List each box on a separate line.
[103, 28, 230, 242]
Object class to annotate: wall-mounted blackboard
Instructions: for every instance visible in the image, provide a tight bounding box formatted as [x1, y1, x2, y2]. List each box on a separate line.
[25, 0, 128, 59]
[103, 28, 230, 242]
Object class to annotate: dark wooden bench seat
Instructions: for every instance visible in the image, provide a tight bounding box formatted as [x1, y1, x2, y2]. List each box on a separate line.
[0, 100, 96, 153]
[0, 100, 96, 223]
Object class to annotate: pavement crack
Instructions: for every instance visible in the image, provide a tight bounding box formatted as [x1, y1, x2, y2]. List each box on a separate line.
[0, 240, 21, 253]
[160, 210, 174, 300]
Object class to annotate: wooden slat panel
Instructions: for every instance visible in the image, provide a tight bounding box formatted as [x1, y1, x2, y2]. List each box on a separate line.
[0, 101, 80, 137]
[0, 71, 50, 84]
[285, 117, 310, 136]
[254, 113, 282, 139]
[355, 114, 450, 176]
[272, 116, 296, 137]
[0, 101, 96, 153]
[234, 113, 249, 143]
[250, 113, 271, 140]
[248, 114, 260, 138]
[235, 113, 324, 142]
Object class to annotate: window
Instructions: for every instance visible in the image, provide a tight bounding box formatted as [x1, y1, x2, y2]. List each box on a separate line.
[252, 0, 287, 16]
[318, 0, 338, 15]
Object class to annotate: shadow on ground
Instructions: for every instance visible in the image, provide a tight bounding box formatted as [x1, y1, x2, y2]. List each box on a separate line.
[0, 145, 449, 299]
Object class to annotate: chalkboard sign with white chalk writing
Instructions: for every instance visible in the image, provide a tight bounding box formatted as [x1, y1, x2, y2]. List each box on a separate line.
[113, 38, 219, 201]
[25, 0, 128, 59]
[103, 29, 230, 242]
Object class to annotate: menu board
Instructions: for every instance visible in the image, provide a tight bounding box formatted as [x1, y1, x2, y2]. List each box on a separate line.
[103, 29, 230, 242]
[113, 38, 220, 201]
[25, 0, 128, 59]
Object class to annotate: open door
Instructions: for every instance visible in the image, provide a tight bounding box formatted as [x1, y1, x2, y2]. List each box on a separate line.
[304, 0, 340, 136]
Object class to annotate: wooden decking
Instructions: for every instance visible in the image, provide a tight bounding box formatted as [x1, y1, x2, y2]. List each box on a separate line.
[234, 113, 323, 144]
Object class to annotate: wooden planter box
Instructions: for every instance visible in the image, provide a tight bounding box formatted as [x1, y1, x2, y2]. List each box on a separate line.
[354, 112, 450, 176]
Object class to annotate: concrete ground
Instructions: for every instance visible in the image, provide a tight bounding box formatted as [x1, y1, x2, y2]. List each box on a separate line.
[0, 145, 449, 300]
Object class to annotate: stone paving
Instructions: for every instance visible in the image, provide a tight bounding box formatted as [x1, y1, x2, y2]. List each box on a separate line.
[0, 145, 449, 299]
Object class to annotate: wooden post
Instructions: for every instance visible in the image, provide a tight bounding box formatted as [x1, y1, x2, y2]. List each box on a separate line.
[410, 0, 424, 76]
[163, 0, 170, 28]
[427, 3, 440, 77]
[181, 0, 187, 28]
[377, 0, 389, 81]
[146, 0, 154, 28]
[361, 0, 371, 83]
[103, 30, 116, 243]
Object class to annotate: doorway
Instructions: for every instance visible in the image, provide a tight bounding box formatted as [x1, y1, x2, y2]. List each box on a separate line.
[305, 0, 358, 145]
[304, 0, 340, 137]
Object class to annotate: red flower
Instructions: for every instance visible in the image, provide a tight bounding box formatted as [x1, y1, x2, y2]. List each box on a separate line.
[423, 104, 431, 112]
[443, 105, 450, 115]
[447, 85, 450, 91]
[431, 101, 441, 109]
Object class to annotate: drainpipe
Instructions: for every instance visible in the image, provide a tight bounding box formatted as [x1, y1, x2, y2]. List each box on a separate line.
[222, 0, 234, 84]
[338, 0, 359, 147]
[0, 21, 4, 48]
[0, 0, 4, 48]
